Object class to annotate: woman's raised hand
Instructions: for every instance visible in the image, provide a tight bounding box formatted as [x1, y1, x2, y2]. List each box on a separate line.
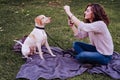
[64, 5, 71, 15]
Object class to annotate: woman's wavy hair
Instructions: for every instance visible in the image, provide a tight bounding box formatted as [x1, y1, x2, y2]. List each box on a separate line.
[84, 3, 109, 26]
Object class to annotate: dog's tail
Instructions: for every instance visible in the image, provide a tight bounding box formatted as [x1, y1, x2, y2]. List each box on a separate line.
[14, 40, 23, 46]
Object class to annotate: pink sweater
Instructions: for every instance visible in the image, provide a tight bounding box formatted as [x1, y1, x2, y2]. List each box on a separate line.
[75, 21, 114, 55]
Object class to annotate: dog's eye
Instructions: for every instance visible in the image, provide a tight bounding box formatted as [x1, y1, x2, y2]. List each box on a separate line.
[41, 17, 45, 20]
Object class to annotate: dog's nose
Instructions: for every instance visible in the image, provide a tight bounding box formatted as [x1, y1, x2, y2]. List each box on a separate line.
[49, 17, 51, 19]
[48, 17, 51, 21]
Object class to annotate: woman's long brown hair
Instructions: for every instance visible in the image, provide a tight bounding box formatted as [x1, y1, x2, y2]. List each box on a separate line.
[84, 3, 109, 26]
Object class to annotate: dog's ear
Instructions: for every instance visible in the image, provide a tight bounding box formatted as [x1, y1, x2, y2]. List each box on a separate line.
[35, 17, 42, 25]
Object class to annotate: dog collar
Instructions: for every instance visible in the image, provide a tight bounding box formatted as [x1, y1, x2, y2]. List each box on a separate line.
[35, 26, 45, 30]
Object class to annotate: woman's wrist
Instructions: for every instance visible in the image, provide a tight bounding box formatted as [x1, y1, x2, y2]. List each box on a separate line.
[70, 14, 74, 18]
[66, 11, 72, 17]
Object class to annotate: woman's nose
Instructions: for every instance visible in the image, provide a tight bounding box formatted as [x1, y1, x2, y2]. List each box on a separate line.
[84, 11, 86, 14]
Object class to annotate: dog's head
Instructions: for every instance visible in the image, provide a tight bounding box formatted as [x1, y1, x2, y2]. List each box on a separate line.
[35, 15, 51, 27]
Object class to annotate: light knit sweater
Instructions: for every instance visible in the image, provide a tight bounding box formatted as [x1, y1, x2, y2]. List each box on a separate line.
[75, 21, 114, 55]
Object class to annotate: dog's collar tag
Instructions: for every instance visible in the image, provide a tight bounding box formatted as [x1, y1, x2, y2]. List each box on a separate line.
[35, 26, 45, 30]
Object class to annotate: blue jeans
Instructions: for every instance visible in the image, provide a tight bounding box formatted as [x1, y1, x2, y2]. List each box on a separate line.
[73, 41, 112, 65]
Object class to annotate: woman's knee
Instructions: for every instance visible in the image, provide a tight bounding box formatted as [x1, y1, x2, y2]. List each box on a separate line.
[73, 41, 82, 48]
[100, 56, 112, 65]
[73, 41, 79, 46]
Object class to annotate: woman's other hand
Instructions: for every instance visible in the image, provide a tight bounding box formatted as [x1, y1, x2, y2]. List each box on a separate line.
[68, 18, 74, 27]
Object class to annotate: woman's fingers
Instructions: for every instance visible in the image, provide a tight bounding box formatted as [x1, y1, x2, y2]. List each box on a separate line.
[64, 5, 70, 13]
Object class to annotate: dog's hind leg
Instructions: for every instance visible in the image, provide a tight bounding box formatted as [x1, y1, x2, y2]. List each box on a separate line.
[33, 47, 37, 54]
[22, 46, 32, 60]
[22, 55, 32, 60]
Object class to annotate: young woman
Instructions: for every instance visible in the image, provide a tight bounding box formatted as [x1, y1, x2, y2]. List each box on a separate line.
[64, 3, 114, 65]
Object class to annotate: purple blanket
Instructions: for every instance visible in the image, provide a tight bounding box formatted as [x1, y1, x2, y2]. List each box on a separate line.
[13, 37, 120, 80]
[15, 47, 87, 80]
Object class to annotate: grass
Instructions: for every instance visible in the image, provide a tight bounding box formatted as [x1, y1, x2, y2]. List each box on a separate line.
[0, 0, 120, 80]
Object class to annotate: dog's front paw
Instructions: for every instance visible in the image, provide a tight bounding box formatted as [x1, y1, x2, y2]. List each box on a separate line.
[39, 54, 45, 60]
[41, 57, 45, 60]
[51, 54, 56, 57]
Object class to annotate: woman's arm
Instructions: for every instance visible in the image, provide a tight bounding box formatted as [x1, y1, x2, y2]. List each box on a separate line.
[70, 25, 78, 36]
[64, 5, 81, 27]
[68, 17, 78, 35]
[64, 5, 103, 33]
[68, 18, 88, 39]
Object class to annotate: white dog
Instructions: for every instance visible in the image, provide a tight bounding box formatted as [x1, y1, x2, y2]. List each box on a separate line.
[14, 15, 56, 60]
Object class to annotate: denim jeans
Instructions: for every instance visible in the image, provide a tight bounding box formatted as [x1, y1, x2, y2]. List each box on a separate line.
[73, 41, 112, 65]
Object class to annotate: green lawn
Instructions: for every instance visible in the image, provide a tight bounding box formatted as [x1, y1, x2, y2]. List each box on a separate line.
[0, 0, 120, 80]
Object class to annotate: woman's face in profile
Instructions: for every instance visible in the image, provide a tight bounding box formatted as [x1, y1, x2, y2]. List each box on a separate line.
[84, 6, 94, 22]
